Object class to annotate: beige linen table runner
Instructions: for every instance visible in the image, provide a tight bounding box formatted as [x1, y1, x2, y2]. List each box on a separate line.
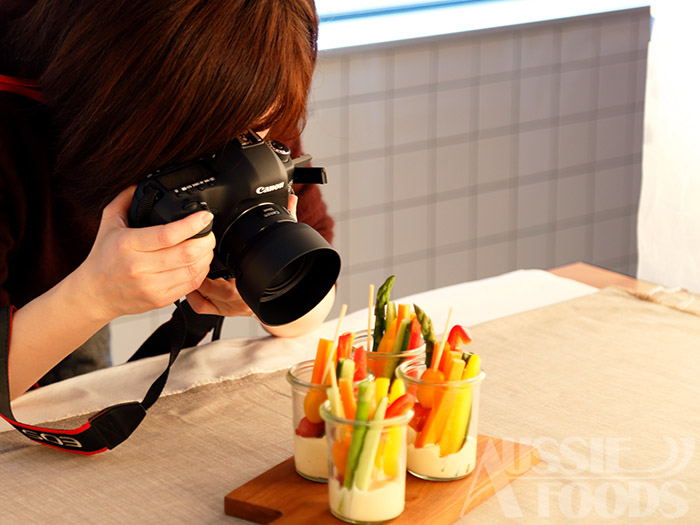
[1, 287, 698, 524]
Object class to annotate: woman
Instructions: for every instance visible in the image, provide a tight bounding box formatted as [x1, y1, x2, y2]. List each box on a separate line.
[0, 0, 334, 399]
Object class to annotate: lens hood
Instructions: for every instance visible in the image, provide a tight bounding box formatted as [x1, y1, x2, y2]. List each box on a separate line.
[235, 221, 341, 325]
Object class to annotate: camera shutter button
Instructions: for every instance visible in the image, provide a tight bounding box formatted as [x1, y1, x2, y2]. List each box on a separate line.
[183, 201, 207, 212]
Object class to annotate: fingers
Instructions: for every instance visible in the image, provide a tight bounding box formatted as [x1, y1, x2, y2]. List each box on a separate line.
[101, 186, 137, 228]
[288, 193, 298, 220]
[187, 278, 255, 317]
[186, 291, 220, 316]
[130, 211, 215, 251]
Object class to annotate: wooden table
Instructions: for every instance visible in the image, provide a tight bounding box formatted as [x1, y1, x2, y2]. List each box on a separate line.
[548, 262, 657, 293]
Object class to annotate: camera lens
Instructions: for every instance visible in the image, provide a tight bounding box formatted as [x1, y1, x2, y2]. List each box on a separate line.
[219, 204, 341, 325]
[262, 255, 309, 300]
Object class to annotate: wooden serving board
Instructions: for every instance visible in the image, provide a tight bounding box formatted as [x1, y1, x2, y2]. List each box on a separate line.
[224, 435, 540, 524]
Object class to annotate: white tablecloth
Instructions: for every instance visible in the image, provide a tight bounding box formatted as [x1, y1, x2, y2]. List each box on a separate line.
[3, 269, 595, 432]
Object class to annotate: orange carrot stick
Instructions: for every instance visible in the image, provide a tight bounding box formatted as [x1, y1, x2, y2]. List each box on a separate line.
[338, 377, 357, 420]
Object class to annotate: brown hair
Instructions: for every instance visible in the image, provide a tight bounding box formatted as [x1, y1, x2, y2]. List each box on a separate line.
[7, 0, 318, 215]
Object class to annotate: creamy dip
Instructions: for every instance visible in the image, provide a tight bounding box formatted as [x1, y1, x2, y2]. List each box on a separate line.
[293, 434, 327, 480]
[407, 428, 477, 479]
[328, 476, 405, 522]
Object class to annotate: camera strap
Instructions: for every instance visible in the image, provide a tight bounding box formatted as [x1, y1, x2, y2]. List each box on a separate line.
[0, 302, 222, 453]
[0, 74, 43, 103]
[0, 76, 225, 452]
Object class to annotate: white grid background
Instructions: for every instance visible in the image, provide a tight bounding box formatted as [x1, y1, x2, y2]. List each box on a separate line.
[110, 8, 650, 363]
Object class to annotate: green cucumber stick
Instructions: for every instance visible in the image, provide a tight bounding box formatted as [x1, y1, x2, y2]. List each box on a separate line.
[327, 386, 343, 416]
[353, 396, 389, 491]
[372, 276, 395, 352]
[380, 318, 412, 378]
[340, 358, 355, 380]
[391, 318, 412, 354]
[399, 319, 413, 352]
[343, 381, 374, 489]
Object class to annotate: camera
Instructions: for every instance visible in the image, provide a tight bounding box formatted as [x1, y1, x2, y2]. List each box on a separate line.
[128, 131, 341, 326]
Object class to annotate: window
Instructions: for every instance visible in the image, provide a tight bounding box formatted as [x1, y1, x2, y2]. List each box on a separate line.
[316, 0, 486, 21]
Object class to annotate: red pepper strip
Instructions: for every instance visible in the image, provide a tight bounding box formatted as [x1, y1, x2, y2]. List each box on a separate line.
[447, 325, 472, 352]
[353, 345, 368, 381]
[385, 393, 415, 419]
[407, 317, 422, 350]
[337, 332, 354, 360]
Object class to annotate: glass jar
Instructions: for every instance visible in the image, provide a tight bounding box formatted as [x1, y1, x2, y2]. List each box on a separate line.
[354, 330, 426, 380]
[396, 360, 485, 481]
[286, 360, 329, 482]
[320, 400, 413, 524]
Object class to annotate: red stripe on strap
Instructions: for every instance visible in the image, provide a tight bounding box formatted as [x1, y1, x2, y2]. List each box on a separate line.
[0, 75, 43, 103]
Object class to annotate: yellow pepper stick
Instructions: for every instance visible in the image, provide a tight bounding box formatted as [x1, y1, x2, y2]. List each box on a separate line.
[380, 424, 402, 477]
[370, 379, 389, 464]
[375, 377, 408, 473]
[388, 378, 406, 403]
[439, 354, 482, 456]
[438, 387, 471, 456]
[374, 377, 390, 405]
[462, 353, 481, 380]
[415, 358, 465, 448]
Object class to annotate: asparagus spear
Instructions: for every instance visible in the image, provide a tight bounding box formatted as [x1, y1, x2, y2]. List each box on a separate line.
[372, 276, 395, 352]
[414, 303, 436, 365]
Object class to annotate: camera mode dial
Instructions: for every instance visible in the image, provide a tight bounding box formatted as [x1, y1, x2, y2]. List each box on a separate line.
[268, 140, 291, 163]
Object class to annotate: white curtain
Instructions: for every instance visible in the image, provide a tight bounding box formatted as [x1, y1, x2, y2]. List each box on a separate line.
[637, 2, 700, 293]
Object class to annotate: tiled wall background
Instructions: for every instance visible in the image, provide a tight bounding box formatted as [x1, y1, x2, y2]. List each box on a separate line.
[110, 8, 650, 364]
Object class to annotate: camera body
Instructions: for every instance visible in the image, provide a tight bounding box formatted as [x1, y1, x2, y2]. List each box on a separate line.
[128, 131, 341, 325]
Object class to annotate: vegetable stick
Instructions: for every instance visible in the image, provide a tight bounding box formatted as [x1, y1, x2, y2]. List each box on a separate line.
[367, 284, 374, 356]
[415, 358, 464, 448]
[343, 381, 374, 488]
[310, 339, 333, 384]
[322, 304, 348, 418]
[438, 387, 472, 456]
[440, 355, 481, 456]
[462, 353, 481, 380]
[380, 393, 416, 476]
[414, 304, 436, 365]
[373, 277, 395, 351]
[374, 377, 390, 404]
[354, 396, 388, 490]
[338, 378, 357, 420]
[431, 307, 454, 371]
[388, 378, 406, 403]
[339, 359, 355, 380]
[377, 318, 397, 353]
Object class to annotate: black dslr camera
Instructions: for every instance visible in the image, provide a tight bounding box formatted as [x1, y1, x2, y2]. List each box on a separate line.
[128, 131, 341, 325]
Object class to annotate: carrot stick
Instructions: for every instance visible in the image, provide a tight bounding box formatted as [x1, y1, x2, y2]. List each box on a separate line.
[310, 339, 333, 384]
[338, 377, 357, 420]
[416, 357, 464, 448]
[367, 284, 374, 355]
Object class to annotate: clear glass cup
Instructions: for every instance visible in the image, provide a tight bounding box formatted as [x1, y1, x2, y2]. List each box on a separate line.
[396, 360, 486, 481]
[320, 400, 413, 524]
[354, 330, 426, 380]
[286, 360, 329, 482]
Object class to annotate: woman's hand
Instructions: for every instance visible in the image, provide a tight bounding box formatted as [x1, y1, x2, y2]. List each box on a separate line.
[75, 186, 216, 321]
[186, 194, 299, 318]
